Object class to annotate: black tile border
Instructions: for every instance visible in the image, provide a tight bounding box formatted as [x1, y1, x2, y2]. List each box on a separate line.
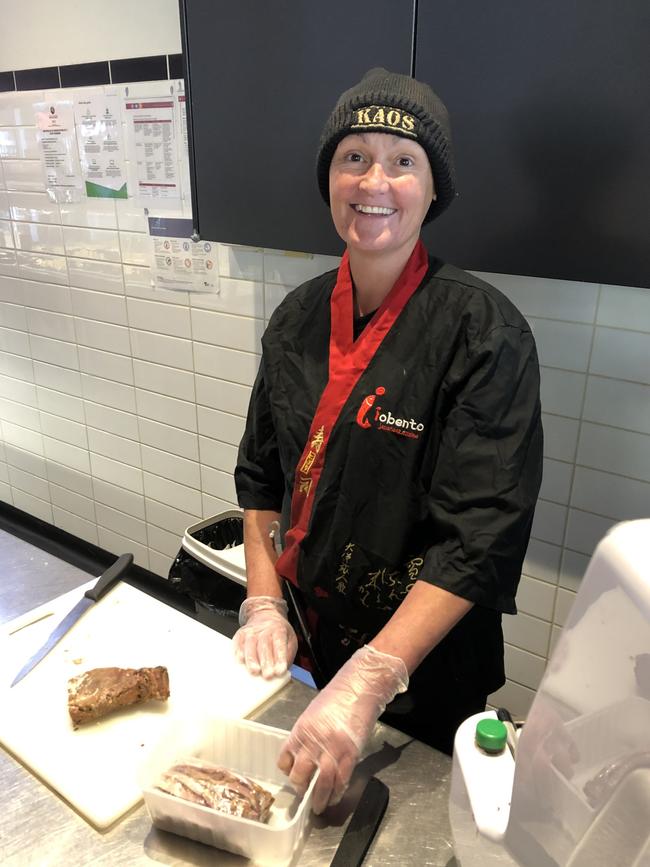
[0, 70, 15, 92]
[168, 53, 184, 80]
[60, 60, 110, 88]
[110, 54, 168, 84]
[0, 53, 185, 93]
[15, 66, 60, 91]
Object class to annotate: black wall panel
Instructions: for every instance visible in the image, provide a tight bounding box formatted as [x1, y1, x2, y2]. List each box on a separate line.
[182, 1, 649, 287]
[181, 0, 413, 256]
[417, 1, 650, 287]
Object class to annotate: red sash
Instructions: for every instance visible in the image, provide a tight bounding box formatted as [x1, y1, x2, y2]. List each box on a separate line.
[275, 240, 429, 590]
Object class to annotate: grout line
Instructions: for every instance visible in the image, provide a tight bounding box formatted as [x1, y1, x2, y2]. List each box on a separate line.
[540, 363, 650, 386]
[544, 283, 603, 659]
[521, 570, 560, 588]
[505, 606, 559, 628]
[496, 675, 538, 695]
[504, 640, 549, 663]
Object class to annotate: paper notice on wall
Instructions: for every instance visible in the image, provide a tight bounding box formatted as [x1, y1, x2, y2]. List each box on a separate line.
[125, 98, 181, 208]
[34, 100, 84, 203]
[176, 91, 192, 204]
[74, 93, 128, 199]
[148, 216, 218, 293]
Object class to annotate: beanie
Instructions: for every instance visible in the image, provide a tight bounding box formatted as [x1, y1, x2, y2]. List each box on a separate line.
[316, 67, 456, 224]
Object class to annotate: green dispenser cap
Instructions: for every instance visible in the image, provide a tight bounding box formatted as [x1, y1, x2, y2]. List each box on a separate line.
[475, 718, 507, 754]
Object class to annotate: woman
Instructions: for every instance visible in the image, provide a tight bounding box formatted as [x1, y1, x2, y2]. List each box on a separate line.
[234, 68, 543, 814]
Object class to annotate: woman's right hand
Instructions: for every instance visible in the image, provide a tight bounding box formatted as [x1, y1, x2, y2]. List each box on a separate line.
[233, 596, 298, 679]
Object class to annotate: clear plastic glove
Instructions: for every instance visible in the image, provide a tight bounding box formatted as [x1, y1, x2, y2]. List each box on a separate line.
[277, 644, 409, 814]
[232, 596, 298, 679]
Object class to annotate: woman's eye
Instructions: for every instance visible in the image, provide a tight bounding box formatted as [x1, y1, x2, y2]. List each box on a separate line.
[398, 156, 414, 168]
[345, 152, 364, 163]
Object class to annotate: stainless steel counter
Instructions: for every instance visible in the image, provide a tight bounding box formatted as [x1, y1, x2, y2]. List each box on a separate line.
[0, 529, 456, 867]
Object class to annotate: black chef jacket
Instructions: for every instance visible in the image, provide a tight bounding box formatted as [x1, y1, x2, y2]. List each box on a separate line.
[235, 253, 543, 703]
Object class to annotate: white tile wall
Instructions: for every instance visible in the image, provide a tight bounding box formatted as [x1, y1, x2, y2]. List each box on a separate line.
[62, 226, 120, 262]
[60, 198, 117, 231]
[590, 327, 650, 385]
[583, 376, 650, 435]
[68, 257, 124, 293]
[70, 287, 127, 325]
[78, 345, 132, 384]
[13, 221, 64, 255]
[17, 251, 68, 284]
[53, 506, 99, 546]
[191, 275, 263, 318]
[2, 82, 649, 719]
[8, 191, 59, 224]
[137, 415, 197, 462]
[0, 219, 14, 247]
[130, 329, 194, 370]
[22, 279, 71, 313]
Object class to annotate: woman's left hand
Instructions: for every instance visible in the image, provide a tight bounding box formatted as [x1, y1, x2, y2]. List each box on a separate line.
[277, 645, 409, 814]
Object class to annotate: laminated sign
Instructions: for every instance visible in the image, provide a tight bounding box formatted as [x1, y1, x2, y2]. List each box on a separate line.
[74, 93, 128, 199]
[34, 100, 84, 203]
[125, 98, 181, 208]
[148, 216, 218, 293]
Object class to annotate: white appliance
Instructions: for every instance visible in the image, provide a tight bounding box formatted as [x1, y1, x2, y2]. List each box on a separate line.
[449, 519, 650, 867]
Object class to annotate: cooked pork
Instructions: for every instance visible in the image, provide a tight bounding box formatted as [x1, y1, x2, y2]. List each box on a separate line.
[156, 758, 274, 823]
[67, 666, 170, 726]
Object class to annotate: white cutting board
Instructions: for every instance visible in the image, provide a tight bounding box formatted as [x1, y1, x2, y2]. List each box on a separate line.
[0, 580, 289, 830]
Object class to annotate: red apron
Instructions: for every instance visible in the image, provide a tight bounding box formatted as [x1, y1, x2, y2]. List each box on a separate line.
[275, 239, 429, 592]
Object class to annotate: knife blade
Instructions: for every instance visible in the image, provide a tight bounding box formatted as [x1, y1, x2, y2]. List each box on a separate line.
[10, 553, 133, 688]
[329, 777, 389, 866]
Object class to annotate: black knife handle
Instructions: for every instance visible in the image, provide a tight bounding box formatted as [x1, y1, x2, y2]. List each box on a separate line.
[330, 777, 389, 867]
[84, 553, 133, 602]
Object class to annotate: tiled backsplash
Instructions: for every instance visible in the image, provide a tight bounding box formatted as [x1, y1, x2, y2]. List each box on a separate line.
[1, 82, 649, 716]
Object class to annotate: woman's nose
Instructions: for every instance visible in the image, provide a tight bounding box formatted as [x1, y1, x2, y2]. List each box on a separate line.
[359, 162, 389, 193]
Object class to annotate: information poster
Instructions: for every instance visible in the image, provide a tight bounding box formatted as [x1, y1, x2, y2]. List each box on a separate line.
[74, 93, 128, 198]
[124, 98, 181, 207]
[176, 90, 192, 203]
[148, 216, 217, 293]
[34, 101, 84, 203]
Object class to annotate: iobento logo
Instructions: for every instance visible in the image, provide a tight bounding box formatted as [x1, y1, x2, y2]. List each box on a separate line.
[355, 387, 424, 439]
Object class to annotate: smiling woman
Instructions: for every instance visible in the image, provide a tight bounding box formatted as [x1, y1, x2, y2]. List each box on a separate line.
[328, 133, 435, 278]
[233, 67, 544, 815]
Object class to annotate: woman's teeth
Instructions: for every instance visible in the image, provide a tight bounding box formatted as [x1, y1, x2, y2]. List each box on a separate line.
[353, 204, 396, 215]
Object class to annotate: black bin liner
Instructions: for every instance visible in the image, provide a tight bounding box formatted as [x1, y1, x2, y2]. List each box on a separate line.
[168, 515, 246, 638]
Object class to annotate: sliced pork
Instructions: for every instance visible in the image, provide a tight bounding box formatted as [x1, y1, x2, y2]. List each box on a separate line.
[156, 758, 274, 823]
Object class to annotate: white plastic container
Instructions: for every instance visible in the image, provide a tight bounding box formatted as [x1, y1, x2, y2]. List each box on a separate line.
[139, 716, 317, 866]
[449, 519, 650, 867]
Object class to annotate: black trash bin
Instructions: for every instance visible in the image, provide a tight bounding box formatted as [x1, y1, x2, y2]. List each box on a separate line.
[168, 509, 247, 638]
[169, 509, 322, 688]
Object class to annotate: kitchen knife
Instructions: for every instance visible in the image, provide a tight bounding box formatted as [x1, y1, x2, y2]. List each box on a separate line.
[10, 553, 133, 688]
[268, 521, 327, 687]
[329, 777, 390, 867]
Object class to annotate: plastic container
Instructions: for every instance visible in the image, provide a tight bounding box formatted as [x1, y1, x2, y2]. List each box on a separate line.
[139, 715, 317, 866]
